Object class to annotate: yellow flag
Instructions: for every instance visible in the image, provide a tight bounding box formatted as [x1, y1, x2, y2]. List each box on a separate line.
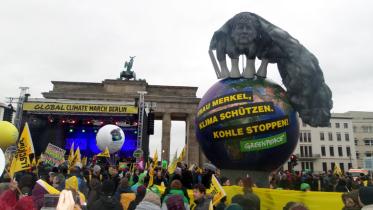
[177, 146, 186, 163]
[31, 157, 36, 168]
[333, 164, 343, 176]
[210, 174, 226, 205]
[22, 123, 35, 155]
[82, 157, 87, 167]
[68, 142, 75, 165]
[9, 129, 32, 178]
[36, 179, 60, 194]
[148, 167, 154, 187]
[70, 146, 81, 168]
[167, 150, 178, 174]
[97, 147, 110, 158]
[153, 149, 158, 168]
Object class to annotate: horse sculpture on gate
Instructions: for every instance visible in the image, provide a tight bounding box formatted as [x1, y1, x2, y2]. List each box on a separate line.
[120, 56, 136, 80]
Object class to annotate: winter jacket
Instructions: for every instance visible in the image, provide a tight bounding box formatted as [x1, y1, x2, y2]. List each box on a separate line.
[115, 185, 132, 200]
[31, 183, 48, 210]
[88, 195, 122, 210]
[243, 191, 260, 210]
[136, 201, 161, 210]
[135, 191, 161, 210]
[120, 193, 136, 210]
[362, 205, 373, 210]
[193, 197, 211, 210]
[0, 189, 36, 210]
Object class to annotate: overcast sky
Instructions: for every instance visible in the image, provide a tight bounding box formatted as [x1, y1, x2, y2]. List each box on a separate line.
[1, 0, 373, 158]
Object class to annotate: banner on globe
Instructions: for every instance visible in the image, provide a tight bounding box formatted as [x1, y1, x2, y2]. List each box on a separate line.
[42, 143, 66, 166]
[195, 79, 299, 171]
[23, 102, 137, 114]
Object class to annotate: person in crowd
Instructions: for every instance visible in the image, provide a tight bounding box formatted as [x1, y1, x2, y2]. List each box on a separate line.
[220, 176, 231, 186]
[0, 176, 36, 210]
[87, 177, 101, 209]
[52, 174, 66, 191]
[65, 176, 87, 206]
[242, 177, 260, 210]
[336, 178, 349, 192]
[89, 180, 122, 210]
[115, 177, 135, 209]
[341, 190, 362, 210]
[154, 169, 168, 186]
[358, 186, 373, 210]
[135, 190, 162, 210]
[215, 196, 227, 210]
[300, 183, 311, 192]
[283, 202, 309, 210]
[225, 203, 244, 210]
[192, 183, 210, 210]
[162, 179, 190, 210]
[115, 177, 133, 199]
[131, 172, 147, 192]
[109, 166, 121, 190]
[128, 185, 147, 210]
[236, 177, 244, 187]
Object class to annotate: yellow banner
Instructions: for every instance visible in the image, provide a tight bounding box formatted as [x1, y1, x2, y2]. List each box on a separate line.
[37, 179, 60, 194]
[156, 185, 343, 210]
[23, 102, 138, 114]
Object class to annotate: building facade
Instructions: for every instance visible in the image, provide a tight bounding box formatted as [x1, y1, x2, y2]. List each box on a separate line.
[0, 102, 6, 120]
[290, 114, 357, 173]
[343, 111, 373, 169]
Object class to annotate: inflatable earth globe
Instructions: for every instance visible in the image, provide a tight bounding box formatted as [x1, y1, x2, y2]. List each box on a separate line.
[96, 124, 125, 154]
[196, 78, 299, 171]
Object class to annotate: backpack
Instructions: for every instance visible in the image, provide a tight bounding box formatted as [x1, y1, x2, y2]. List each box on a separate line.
[166, 195, 186, 210]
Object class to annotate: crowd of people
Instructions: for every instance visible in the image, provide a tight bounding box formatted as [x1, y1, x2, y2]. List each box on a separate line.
[269, 169, 373, 192]
[0, 157, 373, 210]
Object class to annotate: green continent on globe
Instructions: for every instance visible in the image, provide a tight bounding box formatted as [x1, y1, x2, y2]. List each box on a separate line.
[110, 128, 122, 141]
[195, 78, 299, 171]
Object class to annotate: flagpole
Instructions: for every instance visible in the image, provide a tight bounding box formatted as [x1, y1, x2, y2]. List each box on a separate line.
[4, 168, 23, 195]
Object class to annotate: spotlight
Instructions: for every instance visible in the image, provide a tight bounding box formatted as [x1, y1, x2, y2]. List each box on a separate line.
[62, 120, 66, 124]
[94, 129, 98, 133]
[82, 129, 86, 133]
[69, 128, 74, 133]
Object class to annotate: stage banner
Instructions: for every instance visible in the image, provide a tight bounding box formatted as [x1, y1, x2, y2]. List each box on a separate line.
[42, 143, 66, 167]
[23, 102, 138, 114]
[156, 185, 344, 209]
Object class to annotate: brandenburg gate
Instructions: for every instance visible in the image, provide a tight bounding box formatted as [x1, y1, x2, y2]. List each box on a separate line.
[42, 79, 207, 165]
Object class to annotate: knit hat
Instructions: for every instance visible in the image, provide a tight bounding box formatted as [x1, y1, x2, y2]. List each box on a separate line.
[300, 183, 310, 191]
[358, 186, 373, 205]
[93, 165, 101, 173]
[143, 191, 161, 206]
[137, 185, 147, 197]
